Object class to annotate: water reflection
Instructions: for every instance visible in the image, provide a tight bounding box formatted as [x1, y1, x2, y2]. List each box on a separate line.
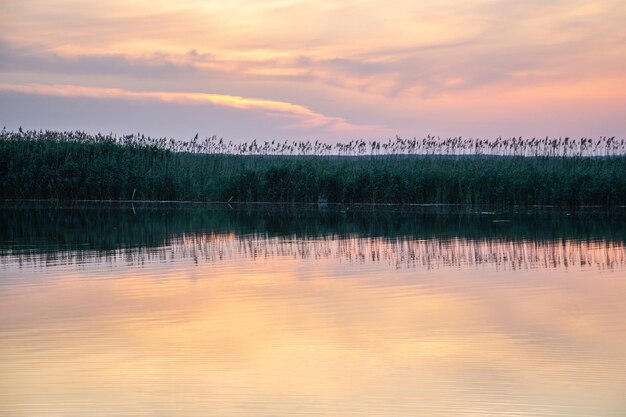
[1, 203, 626, 417]
[1, 202, 625, 270]
[4, 234, 624, 271]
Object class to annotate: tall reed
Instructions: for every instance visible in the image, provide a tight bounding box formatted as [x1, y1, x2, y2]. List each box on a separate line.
[2, 129, 625, 206]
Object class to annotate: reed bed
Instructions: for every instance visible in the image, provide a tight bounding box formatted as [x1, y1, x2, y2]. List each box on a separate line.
[2, 129, 625, 205]
[3, 128, 625, 156]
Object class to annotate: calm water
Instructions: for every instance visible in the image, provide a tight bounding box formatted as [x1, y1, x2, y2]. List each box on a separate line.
[1, 203, 626, 417]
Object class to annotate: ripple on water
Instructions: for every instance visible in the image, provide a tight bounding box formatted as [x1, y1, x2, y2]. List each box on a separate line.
[1, 208, 626, 417]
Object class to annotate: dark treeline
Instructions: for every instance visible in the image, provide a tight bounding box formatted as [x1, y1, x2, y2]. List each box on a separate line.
[1, 202, 625, 256]
[2, 129, 626, 205]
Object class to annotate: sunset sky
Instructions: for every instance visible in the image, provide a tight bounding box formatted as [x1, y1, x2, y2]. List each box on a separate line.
[1, 0, 625, 141]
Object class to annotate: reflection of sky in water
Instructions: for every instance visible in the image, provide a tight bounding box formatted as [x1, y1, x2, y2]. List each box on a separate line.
[1, 220, 626, 416]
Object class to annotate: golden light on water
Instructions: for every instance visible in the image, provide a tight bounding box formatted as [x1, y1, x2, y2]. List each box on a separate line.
[2, 236, 626, 416]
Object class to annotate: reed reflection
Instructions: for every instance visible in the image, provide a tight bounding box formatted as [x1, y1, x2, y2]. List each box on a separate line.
[4, 234, 624, 271]
[1, 204, 626, 417]
[1, 202, 624, 271]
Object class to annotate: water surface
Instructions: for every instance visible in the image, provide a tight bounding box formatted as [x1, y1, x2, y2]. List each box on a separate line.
[1, 204, 625, 416]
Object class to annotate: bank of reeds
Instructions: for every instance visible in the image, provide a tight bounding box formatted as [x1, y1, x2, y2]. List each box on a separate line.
[2, 129, 625, 206]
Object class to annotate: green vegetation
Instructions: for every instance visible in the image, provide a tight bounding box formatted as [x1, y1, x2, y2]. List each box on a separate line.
[2, 129, 625, 206]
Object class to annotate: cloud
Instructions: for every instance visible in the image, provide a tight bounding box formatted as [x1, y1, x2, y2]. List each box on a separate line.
[1, 0, 625, 138]
[3, 0, 626, 100]
[0, 82, 386, 133]
[0, 43, 200, 78]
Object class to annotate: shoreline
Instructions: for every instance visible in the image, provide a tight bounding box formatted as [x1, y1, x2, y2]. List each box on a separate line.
[2, 199, 624, 212]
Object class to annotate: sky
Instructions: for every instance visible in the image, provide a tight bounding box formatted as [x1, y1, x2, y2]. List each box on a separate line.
[1, 0, 625, 142]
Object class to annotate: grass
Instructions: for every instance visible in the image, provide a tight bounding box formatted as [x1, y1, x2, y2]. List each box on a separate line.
[2, 129, 625, 206]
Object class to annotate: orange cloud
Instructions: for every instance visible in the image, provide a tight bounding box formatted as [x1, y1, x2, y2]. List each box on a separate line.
[0, 83, 386, 133]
